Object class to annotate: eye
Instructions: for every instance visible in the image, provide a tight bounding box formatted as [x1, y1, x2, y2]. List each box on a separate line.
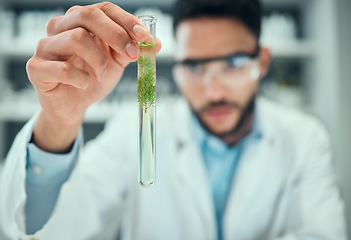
[183, 62, 203, 73]
[227, 56, 250, 68]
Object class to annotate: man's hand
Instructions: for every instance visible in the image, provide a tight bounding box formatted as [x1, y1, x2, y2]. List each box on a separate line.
[26, 2, 161, 153]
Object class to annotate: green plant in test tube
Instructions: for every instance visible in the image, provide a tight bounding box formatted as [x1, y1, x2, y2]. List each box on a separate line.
[137, 15, 156, 187]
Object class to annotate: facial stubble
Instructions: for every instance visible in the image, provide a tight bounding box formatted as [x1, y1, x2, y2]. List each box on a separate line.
[194, 94, 256, 141]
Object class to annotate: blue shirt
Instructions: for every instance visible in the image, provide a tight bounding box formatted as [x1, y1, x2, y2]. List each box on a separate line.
[192, 113, 263, 240]
[25, 113, 263, 238]
[25, 134, 80, 234]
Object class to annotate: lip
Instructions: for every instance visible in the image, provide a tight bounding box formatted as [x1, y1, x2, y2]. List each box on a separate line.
[205, 106, 231, 121]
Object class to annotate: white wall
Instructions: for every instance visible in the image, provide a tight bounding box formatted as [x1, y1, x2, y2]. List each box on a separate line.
[305, 0, 350, 235]
[336, 0, 351, 237]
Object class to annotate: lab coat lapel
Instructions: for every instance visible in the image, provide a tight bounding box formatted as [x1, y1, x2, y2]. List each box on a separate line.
[223, 138, 274, 239]
[173, 100, 217, 239]
[223, 98, 280, 239]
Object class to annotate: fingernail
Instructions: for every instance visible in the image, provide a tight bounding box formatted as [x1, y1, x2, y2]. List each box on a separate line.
[133, 25, 148, 38]
[125, 42, 139, 59]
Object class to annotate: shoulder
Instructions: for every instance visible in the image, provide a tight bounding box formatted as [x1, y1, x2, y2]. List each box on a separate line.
[258, 97, 331, 164]
[258, 97, 328, 139]
[258, 98, 333, 177]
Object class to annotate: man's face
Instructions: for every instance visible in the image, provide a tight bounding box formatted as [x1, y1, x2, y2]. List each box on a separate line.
[174, 17, 262, 136]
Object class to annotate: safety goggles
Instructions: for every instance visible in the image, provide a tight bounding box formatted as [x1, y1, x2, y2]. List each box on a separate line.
[173, 49, 260, 87]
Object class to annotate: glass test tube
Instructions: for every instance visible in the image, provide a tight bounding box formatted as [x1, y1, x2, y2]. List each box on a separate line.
[137, 15, 157, 187]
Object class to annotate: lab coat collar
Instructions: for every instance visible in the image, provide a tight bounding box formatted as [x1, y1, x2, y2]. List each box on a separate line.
[172, 97, 277, 239]
[223, 98, 280, 239]
[190, 100, 264, 155]
[170, 98, 217, 239]
[172, 96, 276, 188]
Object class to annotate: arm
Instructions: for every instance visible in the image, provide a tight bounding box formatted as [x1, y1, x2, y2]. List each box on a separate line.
[1, 2, 161, 239]
[0, 105, 137, 240]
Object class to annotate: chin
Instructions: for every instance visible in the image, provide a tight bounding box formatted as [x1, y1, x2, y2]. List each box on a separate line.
[208, 123, 236, 136]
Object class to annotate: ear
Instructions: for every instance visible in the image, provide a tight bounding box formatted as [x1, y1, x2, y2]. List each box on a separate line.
[258, 46, 272, 79]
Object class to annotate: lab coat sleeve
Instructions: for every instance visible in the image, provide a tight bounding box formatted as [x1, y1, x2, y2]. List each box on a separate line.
[0, 108, 135, 240]
[271, 120, 347, 240]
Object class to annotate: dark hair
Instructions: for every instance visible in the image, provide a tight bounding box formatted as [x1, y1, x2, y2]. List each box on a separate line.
[171, 0, 262, 41]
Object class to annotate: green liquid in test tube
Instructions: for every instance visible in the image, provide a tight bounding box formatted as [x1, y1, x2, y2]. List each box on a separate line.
[137, 15, 156, 187]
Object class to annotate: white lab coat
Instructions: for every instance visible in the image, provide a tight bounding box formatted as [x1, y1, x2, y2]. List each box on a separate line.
[0, 97, 347, 240]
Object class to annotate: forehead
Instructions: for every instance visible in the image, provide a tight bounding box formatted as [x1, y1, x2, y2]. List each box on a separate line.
[175, 17, 257, 60]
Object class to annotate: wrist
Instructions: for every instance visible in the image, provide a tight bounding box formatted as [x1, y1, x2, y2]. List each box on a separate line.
[32, 110, 84, 153]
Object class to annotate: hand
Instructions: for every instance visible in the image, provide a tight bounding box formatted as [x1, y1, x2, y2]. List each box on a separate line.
[26, 2, 161, 152]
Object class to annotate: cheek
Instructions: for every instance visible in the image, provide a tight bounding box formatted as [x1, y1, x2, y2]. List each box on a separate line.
[227, 82, 259, 105]
[178, 84, 206, 109]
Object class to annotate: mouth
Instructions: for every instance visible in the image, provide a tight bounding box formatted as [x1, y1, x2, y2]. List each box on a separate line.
[204, 106, 232, 121]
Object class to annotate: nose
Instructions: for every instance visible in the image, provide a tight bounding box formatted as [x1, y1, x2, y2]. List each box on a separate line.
[203, 70, 224, 102]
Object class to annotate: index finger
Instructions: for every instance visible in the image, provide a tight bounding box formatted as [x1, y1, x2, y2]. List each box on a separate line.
[93, 2, 150, 42]
[47, 4, 148, 59]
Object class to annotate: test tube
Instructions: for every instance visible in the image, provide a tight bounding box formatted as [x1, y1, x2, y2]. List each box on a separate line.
[137, 15, 157, 187]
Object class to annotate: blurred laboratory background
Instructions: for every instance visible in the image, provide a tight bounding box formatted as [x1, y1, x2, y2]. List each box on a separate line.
[0, 0, 350, 236]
